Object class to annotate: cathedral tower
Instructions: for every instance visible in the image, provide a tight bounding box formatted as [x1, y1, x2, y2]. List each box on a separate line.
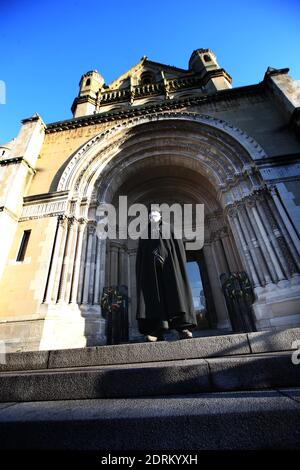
[72, 70, 104, 117]
[189, 48, 232, 92]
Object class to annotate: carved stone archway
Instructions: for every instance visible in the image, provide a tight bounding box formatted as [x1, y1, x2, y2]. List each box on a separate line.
[40, 113, 300, 349]
[98, 159, 241, 339]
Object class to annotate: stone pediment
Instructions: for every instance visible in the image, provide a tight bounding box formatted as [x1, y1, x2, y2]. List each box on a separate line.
[107, 56, 191, 91]
[71, 50, 233, 116]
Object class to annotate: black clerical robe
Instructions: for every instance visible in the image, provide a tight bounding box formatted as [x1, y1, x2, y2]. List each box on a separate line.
[135, 220, 197, 335]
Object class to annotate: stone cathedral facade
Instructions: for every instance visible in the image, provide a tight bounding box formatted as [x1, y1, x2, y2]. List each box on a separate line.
[0, 49, 300, 352]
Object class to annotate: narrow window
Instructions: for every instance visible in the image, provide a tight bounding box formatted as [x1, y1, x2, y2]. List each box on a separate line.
[85, 78, 91, 86]
[16, 230, 31, 262]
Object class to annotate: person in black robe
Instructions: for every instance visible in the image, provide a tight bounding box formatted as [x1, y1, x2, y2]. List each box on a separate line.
[135, 207, 197, 341]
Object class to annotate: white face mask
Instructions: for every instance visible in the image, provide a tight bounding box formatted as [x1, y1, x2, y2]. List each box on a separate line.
[149, 210, 161, 223]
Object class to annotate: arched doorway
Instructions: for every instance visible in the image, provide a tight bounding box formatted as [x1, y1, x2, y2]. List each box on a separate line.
[41, 114, 300, 349]
[101, 160, 240, 340]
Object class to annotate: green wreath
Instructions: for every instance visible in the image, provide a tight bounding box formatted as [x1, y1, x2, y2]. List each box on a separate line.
[101, 286, 127, 317]
[223, 273, 253, 300]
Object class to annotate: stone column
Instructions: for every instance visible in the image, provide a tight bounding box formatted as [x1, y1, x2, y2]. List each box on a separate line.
[264, 192, 300, 275]
[44, 215, 67, 304]
[51, 216, 69, 303]
[203, 243, 231, 329]
[88, 225, 97, 304]
[110, 242, 119, 285]
[119, 244, 128, 286]
[77, 225, 88, 304]
[212, 236, 229, 274]
[269, 186, 300, 262]
[65, 219, 80, 303]
[253, 199, 287, 281]
[128, 247, 140, 338]
[57, 217, 77, 303]
[96, 238, 107, 307]
[227, 207, 260, 288]
[228, 190, 300, 289]
[70, 218, 86, 304]
[236, 204, 265, 286]
[93, 237, 105, 305]
[82, 222, 96, 305]
[229, 233, 243, 271]
[245, 201, 276, 285]
[220, 232, 240, 272]
[105, 240, 111, 287]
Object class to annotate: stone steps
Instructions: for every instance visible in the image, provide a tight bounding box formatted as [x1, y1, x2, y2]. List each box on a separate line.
[1, 327, 300, 371]
[0, 328, 300, 450]
[0, 351, 299, 402]
[0, 328, 299, 403]
[0, 388, 300, 449]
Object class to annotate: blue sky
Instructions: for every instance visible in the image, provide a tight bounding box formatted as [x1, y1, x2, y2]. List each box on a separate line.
[186, 262, 204, 309]
[0, 0, 300, 144]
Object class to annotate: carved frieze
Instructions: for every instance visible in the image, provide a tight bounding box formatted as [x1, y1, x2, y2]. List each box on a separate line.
[20, 199, 67, 221]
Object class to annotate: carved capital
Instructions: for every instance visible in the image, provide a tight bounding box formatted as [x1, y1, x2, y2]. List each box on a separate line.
[58, 214, 68, 229]
[226, 204, 238, 219]
[110, 241, 121, 251]
[67, 216, 77, 227]
[87, 220, 97, 235]
[244, 193, 259, 209]
[78, 217, 88, 226]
